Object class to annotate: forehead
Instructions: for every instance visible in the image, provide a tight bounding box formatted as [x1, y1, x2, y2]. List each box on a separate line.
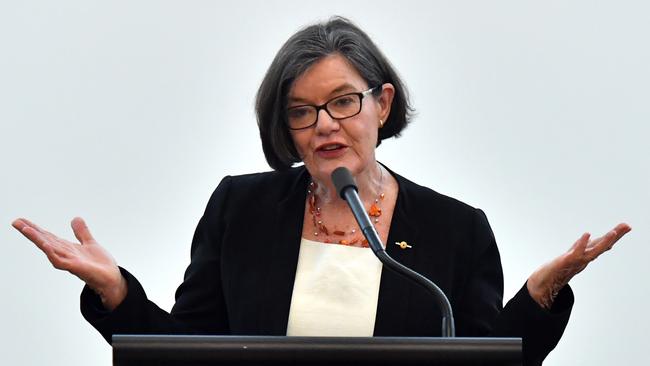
[289, 54, 368, 101]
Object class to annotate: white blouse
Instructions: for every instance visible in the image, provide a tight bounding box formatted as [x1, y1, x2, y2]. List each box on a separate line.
[286, 237, 383, 337]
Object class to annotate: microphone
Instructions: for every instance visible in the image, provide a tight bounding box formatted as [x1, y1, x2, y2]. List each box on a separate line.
[331, 167, 456, 337]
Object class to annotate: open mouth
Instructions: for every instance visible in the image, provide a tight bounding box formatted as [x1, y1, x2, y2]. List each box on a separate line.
[319, 144, 345, 151]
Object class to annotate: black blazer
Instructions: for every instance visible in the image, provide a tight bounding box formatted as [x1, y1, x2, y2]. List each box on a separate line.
[81, 165, 573, 365]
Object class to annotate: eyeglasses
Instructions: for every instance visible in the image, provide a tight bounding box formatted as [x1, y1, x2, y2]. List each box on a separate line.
[286, 86, 379, 130]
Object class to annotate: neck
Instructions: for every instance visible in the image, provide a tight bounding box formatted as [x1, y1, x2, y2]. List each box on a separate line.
[311, 162, 384, 205]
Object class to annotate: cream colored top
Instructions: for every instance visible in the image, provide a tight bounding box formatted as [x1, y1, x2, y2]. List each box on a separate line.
[286, 237, 383, 336]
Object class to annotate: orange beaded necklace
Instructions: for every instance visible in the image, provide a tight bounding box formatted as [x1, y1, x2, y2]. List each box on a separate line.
[307, 168, 384, 247]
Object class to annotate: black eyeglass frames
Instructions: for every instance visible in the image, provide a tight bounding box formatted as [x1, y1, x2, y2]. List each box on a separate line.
[286, 86, 380, 130]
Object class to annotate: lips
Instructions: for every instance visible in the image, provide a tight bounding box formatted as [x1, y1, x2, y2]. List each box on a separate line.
[315, 142, 348, 158]
[320, 144, 344, 151]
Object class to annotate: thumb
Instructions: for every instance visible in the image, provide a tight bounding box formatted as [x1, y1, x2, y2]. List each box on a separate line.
[71, 217, 96, 244]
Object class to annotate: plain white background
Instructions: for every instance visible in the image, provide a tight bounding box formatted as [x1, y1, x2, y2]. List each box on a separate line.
[1, 1, 648, 365]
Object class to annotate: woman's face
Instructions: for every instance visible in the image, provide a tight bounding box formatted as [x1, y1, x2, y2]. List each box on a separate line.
[288, 54, 394, 183]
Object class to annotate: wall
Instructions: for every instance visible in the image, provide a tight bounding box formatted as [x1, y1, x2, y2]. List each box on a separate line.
[1, 1, 648, 364]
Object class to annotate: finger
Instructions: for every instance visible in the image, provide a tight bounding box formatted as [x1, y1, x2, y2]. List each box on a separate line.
[11, 218, 28, 231]
[569, 232, 590, 254]
[595, 223, 632, 247]
[71, 217, 95, 244]
[14, 217, 63, 244]
[585, 222, 631, 247]
[18, 225, 55, 254]
[12, 218, 41, 233]
[586, 228, 624, 260]
[613, 223, 632, 236]
[16, 217, 49, 235]
[14, 218, 71, 251]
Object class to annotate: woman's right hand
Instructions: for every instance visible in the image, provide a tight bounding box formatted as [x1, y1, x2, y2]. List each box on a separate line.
[12, 217, 127, 310]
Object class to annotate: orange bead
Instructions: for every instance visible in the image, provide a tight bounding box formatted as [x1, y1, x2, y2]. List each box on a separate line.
[369, 203, 382, 217]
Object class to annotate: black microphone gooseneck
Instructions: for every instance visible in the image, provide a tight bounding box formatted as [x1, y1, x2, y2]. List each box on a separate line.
[331, 167, 455, 337]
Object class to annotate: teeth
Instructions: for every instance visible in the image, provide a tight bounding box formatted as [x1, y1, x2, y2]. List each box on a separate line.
[322, 145, 341, 151]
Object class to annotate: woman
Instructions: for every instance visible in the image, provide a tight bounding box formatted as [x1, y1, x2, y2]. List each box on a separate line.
[12, 17, 630, 365]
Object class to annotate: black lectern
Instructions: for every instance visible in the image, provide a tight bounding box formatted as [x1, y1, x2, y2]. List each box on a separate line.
[112, 335, 522, 365]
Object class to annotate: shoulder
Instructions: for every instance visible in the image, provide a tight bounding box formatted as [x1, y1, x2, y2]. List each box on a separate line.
[231, 166, 305, 184]
[387, 167, 498, 273]
[224, 166, 307, 196]
[390, 168, 479, 218]
[387, 166, 494, 240]
[204, 166, 307, 211]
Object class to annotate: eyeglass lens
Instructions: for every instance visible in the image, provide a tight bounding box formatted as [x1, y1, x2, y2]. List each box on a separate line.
[287, 93, 362, 129]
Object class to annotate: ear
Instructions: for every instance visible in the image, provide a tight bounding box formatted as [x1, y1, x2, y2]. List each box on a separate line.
[376, 83, 395, 123]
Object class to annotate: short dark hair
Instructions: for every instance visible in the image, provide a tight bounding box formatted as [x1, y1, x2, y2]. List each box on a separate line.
[255, 16, 414, 171]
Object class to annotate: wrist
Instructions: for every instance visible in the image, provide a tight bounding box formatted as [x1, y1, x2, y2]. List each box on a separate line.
[94, 274, 128, 311]
[527, 267, 570, 310]
[527, 280, 557, 310]
[527, 267, 558, 310]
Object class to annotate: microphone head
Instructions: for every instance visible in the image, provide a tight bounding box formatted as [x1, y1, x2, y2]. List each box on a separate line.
[331, 167, 358, 200]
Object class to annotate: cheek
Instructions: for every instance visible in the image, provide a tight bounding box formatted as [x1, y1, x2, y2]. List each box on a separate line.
[290, 132, 309, 158]
[364, 131, 379, 155]
[352, 122, 378, 153]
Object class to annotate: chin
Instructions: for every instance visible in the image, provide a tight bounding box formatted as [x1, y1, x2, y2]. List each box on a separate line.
[322, 161, 364, 179]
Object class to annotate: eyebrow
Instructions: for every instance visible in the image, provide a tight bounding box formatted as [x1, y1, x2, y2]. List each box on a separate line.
[288, 83, 358, 104]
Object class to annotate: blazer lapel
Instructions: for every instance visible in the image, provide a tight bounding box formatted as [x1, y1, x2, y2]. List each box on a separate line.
[374, 171, 420, 336]
[258, 168, 309, 335]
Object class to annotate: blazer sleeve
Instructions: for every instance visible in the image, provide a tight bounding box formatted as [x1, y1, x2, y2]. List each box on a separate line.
[80, 176, 233, 343]
[456, 209, 574, 366]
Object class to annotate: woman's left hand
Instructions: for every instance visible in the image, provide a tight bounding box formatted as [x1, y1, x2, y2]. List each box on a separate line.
[526, 223, 632, 309]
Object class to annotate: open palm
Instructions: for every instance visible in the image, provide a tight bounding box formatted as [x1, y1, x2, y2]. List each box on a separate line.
[12, 217, 126, 309]
[527, 223, 632, 308]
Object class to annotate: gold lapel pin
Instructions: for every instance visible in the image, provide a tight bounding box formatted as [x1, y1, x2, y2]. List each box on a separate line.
[395, 241, 412, 250]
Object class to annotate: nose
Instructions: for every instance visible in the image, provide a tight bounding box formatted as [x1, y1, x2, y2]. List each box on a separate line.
[314, 108, 340, 135]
